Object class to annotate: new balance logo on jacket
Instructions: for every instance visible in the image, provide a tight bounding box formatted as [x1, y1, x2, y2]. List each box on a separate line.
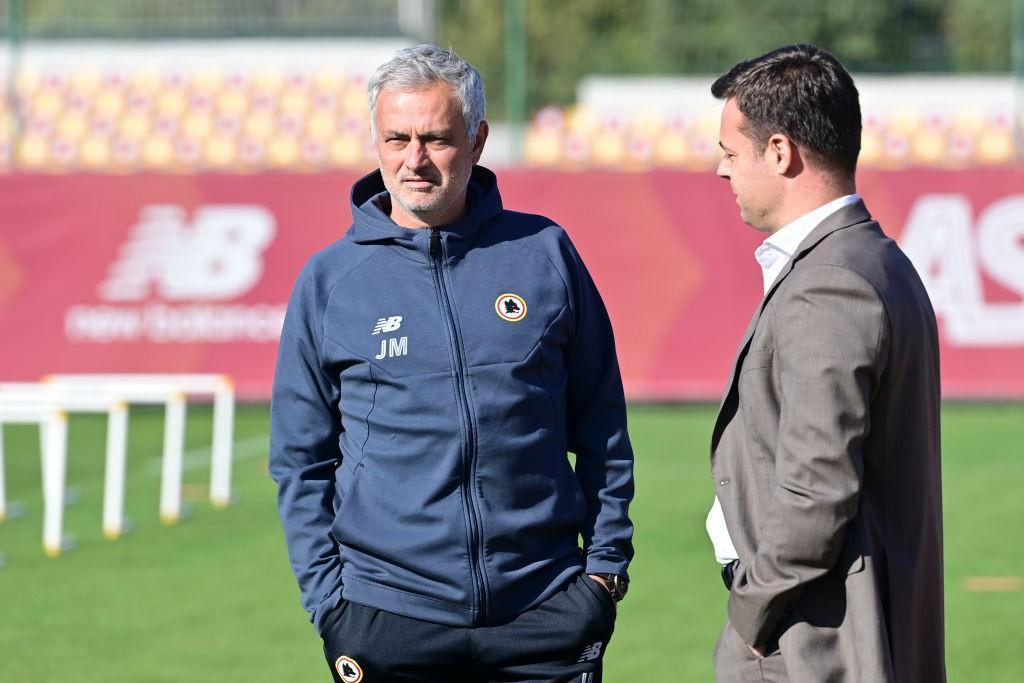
[372, 316, 402, 334]
[372, 315, 408, 359]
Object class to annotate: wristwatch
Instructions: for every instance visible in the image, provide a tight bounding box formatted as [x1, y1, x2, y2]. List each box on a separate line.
[592, 573, 629, 602]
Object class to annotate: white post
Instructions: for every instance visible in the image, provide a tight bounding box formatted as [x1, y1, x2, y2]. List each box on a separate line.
[42, 411, 68, 557]
[39, 416, 49, 502]
[210, 376, 235, 508]
[102, 401, 129, 539]
[0, 424, 6, 522]
[159, 392, 186, 525]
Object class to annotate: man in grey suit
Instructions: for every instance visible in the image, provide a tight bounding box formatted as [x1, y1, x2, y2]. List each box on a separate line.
[707, 44, 945, 682]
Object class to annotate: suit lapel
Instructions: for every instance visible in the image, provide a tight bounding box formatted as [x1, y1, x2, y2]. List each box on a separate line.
[709, 200, 873, 455]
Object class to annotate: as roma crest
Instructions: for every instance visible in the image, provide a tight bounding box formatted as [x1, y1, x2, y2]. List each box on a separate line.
[334, 655, 364, 683]
[495, 293, 527, 322]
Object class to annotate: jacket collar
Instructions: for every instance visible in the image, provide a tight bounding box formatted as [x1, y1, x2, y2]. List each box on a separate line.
[348, 165, 504, 260]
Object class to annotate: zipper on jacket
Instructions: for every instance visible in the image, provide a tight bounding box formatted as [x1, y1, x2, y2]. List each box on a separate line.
[429, 227, 489, 623]
[429, 229, 441, 261]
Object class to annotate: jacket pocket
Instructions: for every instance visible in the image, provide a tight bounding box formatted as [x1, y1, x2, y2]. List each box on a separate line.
[737, 349, 780, 465]
[335, 459, 367, 516]
[741, 348, 774, 373]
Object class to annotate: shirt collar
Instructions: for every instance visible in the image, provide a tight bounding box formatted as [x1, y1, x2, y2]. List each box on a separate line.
[764, 193, 861, 259]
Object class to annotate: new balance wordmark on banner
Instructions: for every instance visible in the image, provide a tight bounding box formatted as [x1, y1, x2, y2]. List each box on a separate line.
[99, 204, 275, 302]
[372, 316, 403, 335]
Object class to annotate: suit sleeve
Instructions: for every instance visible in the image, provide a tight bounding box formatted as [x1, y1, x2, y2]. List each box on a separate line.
[562, 236, 635, 577]
[268, 266, 344, 631]
[729, 265, 889, 647]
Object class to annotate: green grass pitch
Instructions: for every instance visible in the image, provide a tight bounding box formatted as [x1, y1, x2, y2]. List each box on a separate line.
[0, 403, 1020, 681]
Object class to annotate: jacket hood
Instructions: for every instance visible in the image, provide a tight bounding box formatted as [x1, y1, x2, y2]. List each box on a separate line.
[349, 165, 504, 256]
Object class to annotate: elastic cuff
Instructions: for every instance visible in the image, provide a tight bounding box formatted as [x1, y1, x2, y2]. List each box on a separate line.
[584, 558, 629, 580]
[310, 586, 346, 634]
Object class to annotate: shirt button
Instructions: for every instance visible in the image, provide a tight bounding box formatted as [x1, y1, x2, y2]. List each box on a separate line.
[719, 480, 730, 486]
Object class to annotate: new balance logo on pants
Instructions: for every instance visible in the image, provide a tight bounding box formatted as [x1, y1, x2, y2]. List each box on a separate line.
[578, 641, 604, 662]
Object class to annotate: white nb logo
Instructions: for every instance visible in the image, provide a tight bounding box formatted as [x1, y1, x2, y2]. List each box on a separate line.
[98, 205, 275, 302]
[372, 316, 403, 335]
[577, 641, 604, 663]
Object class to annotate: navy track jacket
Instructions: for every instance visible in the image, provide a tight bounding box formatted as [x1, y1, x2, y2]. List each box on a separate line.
[270, 166, 634, 631]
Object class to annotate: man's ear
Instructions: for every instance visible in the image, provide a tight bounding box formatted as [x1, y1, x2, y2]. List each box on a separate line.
[767, 133, 793, 175]
[471, 120, 489, 163]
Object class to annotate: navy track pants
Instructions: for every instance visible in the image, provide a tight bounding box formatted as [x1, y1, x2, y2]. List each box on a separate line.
[321, 573, 616, 683]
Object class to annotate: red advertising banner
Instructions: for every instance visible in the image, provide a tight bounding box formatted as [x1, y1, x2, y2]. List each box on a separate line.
[1, 169, 1022, 399]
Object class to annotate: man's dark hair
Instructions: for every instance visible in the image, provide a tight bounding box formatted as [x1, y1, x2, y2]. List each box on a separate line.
[711, 43, 861, 178]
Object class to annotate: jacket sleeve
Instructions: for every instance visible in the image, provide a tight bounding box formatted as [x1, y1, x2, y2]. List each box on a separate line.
[561, 236, 635, 578]
[728, 264, 888, 648]
[268, 265, 344, 631]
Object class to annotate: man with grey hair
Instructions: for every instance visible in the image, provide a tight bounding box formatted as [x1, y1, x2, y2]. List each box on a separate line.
[270, 44, 634, 682]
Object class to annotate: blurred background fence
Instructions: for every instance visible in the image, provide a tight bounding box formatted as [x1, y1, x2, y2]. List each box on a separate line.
[3, 0, 1023, 171]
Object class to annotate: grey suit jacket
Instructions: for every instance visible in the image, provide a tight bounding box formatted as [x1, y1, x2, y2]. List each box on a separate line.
[710, 201, 945, 681]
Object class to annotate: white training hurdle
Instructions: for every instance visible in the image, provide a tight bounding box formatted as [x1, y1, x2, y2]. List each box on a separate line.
[0, 402, 68, 556]
[1, 381, 180, 540]
[1, 383, 124, 544]
[45, 374, 237, 521]
[0, 373, 236, 556]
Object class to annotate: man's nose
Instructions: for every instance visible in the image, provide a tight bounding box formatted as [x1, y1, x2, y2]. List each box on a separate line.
[716, 158, 730, 179]
[404, 141, 429, 170]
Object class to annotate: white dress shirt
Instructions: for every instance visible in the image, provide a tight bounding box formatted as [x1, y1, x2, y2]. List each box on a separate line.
[706, 193, 861, 566]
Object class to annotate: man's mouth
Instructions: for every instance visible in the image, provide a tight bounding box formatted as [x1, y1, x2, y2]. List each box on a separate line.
[402, 176, 438, 189]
